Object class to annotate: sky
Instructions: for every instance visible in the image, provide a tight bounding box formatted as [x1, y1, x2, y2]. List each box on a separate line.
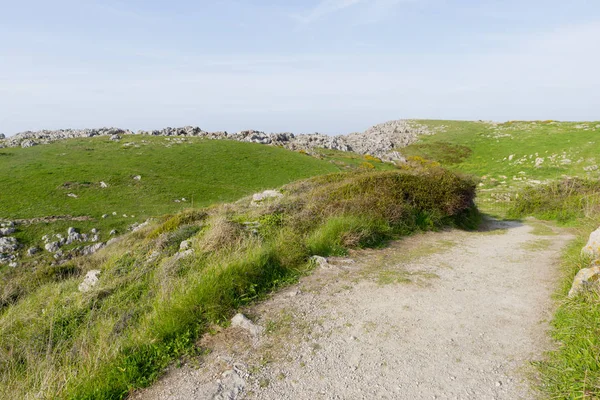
[1, 0, 599, 136]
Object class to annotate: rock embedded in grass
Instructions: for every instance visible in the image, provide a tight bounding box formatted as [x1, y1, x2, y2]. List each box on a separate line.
[45, 241, 61, 253]
[0, 227, 15, 236]
[251, 190, 283, 204]
[0, 237, 19, 253]
[27, 247, 40, 256]
[568, 266, 600, 297]
[582, 227, 600, 259]
[78, 270, 101, 292]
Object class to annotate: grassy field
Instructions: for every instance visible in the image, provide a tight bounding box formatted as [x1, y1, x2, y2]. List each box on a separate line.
[0, 167, 478, 399]
[402, 120, 600, 214]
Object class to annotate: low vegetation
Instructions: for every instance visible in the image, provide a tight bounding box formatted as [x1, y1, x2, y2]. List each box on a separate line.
[0, 167, 478, 399]
[509, 180, 600, 398]
[0, 136, 340, 253]
[404, 120, 600, 214]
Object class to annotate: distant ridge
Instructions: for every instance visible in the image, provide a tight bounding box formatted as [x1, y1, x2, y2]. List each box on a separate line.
[0, 120, 436, 161]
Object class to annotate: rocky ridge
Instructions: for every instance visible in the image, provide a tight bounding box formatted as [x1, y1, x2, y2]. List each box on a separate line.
[0, 120, 434, 161]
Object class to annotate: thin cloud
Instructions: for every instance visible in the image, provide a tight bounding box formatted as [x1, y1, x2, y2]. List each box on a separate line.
[295, 0, 364, 23]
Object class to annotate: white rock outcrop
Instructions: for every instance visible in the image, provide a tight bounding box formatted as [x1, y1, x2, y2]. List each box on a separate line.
[582, 227, 600, 260]
[1, 120, 432, 161]
[78, 270, 101, 292]
[568, 266, 600, 297]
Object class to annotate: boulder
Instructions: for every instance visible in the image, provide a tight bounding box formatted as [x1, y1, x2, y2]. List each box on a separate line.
[78, 270, 101, 292]
[231, 313, 264, 337]
[20, 139, 37, 148]
[27, 247, 40, 256]
[252, 190, 283, 204]
[45, 241, 61, 253]
[0, 227, 15, 236]
[0, 237, 19, 253]
[582, 227, 600, 260]
[568, 266, 600, 297]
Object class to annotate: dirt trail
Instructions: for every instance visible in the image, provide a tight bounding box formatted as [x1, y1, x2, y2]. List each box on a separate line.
[132, 219, 572, 400]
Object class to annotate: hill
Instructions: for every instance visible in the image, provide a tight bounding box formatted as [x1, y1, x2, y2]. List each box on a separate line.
[0, 137, 342, 261]
[401, 120, 600, 211]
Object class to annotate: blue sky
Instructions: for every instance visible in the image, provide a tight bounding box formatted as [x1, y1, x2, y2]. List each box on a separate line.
[1, 0, 599, 135]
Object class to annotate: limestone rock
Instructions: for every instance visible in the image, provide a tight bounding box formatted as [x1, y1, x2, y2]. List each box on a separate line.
[252, 190, 283, 204]
[0, 237, 19, 253]
[79, 270, 101, 292]
[568, 266, 600, 297]
[582, 227, 600, 259]
[27, 247, 40, 256]
[311, 255, 330, 269]
[180, 240, 191, 250]
[100, 181, 108, 188]
[231, 313, 264, 337]
[45, 241, 61, 253]
[0, 227, 15, 236]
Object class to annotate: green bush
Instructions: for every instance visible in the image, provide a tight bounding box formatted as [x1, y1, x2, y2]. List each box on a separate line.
[508, 178, 600, 223]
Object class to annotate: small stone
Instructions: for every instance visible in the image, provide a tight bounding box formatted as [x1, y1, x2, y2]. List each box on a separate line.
[231, 313, 264, 337]
[102, 214, 109, 219]
[112, 212, 117, 216]
[179, 240, 191, 250]
[110, 230, 117, 236]
[67, 193, 78, 198]
[100, 181, 109, 188]
[311, 255, 330, 269]
[78, 270, 101, 292]
[133, 175, 141, 181]
[91, 228, 98, 234]
[27, 247, 40, 256]
[45, 241, 61, 253]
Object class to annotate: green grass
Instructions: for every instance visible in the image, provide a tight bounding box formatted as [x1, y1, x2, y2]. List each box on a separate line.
[509, 182, 600, 398]
[534, 233, 600, 399]
[0, 136, 337, 237]
[403, 120, 600, 213]
[0, 168, 478, 399]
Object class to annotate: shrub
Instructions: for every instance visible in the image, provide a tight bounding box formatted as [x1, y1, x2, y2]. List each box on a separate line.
[508, 178, 600, 223]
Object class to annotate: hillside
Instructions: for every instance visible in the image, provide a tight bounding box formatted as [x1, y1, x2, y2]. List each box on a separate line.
[402, 120, 600, 211]
[0, 137, 343, 262]
[2, 119, 600, 399]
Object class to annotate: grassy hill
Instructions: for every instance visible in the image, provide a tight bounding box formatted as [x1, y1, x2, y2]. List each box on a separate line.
[0, 136, 348, 250]
[0, 167, 477, 399]
[402, 120, 600, 212]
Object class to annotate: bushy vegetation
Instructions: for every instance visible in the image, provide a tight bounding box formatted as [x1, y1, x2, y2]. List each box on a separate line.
[509, 180, 600, 398]
[0, 168, 478, 399]
[507, 178, 600, 223]
[405, 120, 600, 212]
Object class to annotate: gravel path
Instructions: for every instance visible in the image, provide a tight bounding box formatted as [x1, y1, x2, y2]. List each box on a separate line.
[131, 219, 572, 400]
